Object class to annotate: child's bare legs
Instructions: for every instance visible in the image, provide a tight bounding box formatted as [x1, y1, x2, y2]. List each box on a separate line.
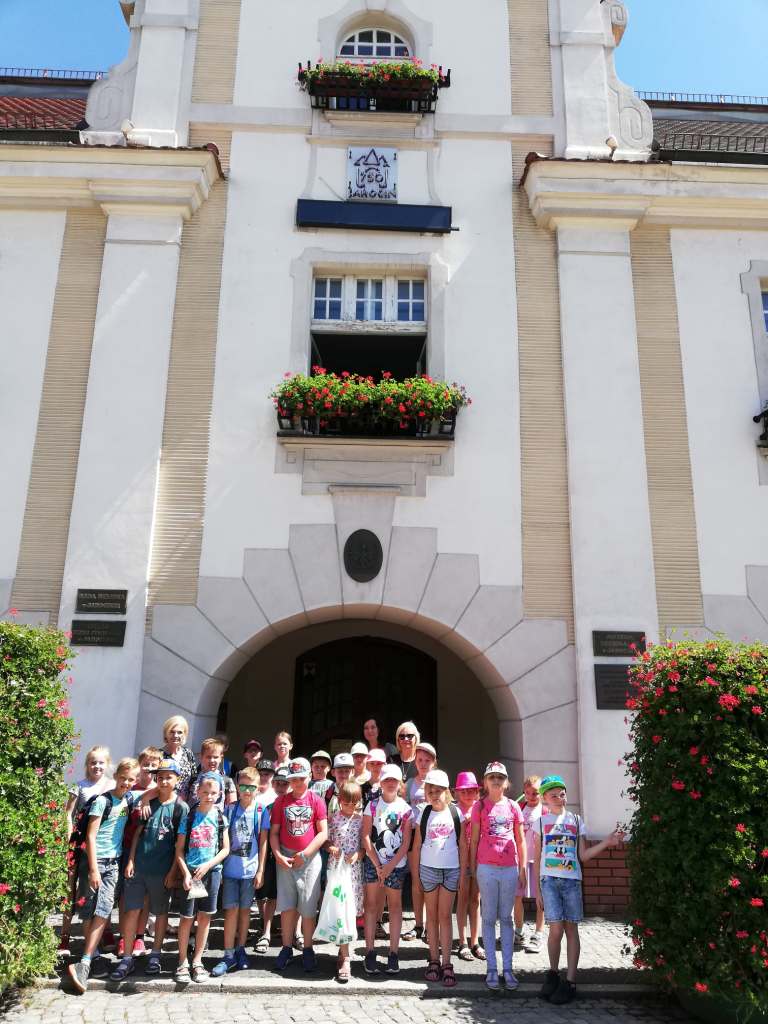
[192, 912, 212, 966]
[236, 906, 250, 948]
[514, 894, 524, 932]
[301, 914, 315, 949]
[151, 914, 169, 952]
[386, 887, 403, 952]
[137, 898, 150, 941]
[467, 878, 480, 947]
[458, 878, 480, 948]
[259, 898, 275, 942]
[564, 922, 580, 982]
[221, 907, 238, 950]
[438, 888, 455, 967]
[118, 908, 141, 953]
[424, 888, 440, 964]
[82, 915, 108, 958]
[177, 915, 194, 965]
[457, 877, 470, 946]
[364, 884, 384, 950]
[280, 909, 298, 950]
[408, 848, 424, 931]
[547, 920, 564, 972]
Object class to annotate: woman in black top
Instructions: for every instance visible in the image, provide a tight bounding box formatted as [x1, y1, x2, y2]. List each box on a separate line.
[362, 717, 397, 760]
[390, 721, 420, 783]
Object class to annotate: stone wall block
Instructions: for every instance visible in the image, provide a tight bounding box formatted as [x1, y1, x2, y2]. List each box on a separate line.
[289, 524, 342, 613]
[703, 594, 768, 642]
[382, 527, 437, 614]
[511, 645, 577, 719]
[418, 553, 480, 632]
[197, 576, 273, 650]
[151, 604, 244, 679]
[455, 585, 523, 653]
[485, 618, 568, 684]
[243, 548, 307, 632]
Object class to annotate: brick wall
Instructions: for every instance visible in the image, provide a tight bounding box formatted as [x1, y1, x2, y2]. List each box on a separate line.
[582, 841, 630, 916]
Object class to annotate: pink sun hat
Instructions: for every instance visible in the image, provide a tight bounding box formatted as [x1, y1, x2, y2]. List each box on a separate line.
[455, 771, 479, 790]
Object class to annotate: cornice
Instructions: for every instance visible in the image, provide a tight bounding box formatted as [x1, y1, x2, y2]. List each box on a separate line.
[523, 158, 768, 231]
[0, 145, 220, 217]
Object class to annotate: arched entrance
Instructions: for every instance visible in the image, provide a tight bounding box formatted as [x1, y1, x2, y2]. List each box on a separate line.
[292, 637, 436, 755]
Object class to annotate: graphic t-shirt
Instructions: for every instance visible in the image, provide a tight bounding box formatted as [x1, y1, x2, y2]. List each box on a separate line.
[364, 795, 412, 865]
[521, 801, 543, 862]
[406, 777, 429, 821]
[309, 779, 334, 801]
[223, 803, 267, 879]
[179, 807, 223, 870]
[471, 796, 524, 868]
[538, 811, 586, 880]
[419, 806, 461, 869]
[361, 779, 381, 809]
[134, 798, 189, 876]
[89, 791, 140, 860]
[272, 790, 327, 853]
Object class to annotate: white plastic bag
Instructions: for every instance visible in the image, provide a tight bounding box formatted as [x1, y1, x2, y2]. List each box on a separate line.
[313, 857, 357, 945]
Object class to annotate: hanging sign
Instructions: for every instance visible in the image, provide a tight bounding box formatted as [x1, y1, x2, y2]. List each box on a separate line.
[347, 147, 398, 202]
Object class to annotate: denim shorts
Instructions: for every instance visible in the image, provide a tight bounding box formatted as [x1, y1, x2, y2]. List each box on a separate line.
[540, 875, 583, 923]
[419, 864, 461, 893]
[179, 866, 222, 918]
[363, 858, 407, 890]
[123, 873, 172, 916]
[222, 875, 256, 910]
[76, 858, 119, 921]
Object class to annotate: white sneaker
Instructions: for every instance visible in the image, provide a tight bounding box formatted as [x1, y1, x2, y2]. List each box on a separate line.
[513, 929, 525, 950]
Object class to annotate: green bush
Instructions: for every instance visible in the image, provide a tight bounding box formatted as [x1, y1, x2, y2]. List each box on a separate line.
[625, 637, 768, 1009]
[0, 620, 76, 989]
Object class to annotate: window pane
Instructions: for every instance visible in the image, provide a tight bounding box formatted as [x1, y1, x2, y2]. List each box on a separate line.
[329, 279, 342, 298]
[359, 30, 373, 42]
[376, 45, 391, 56]
[356, 300, 366, 320]
[356, 280, 366, 299]
[397, 281, 409, 300]
[413, 302, 425, 321]
[395, 44, 409, 56]
[315, 278, 327, 297]
[397, 302, 409, 321]
[314, 300, 326, 320]
[373, 280, 383, 299]
[329, 299, 342, 319]
[373, 300, 383, 321]
[377, 31, 391, 42]
[340, 44, 354, 55]
[358, 44, 373, 55]
[413, 281, 425, 300]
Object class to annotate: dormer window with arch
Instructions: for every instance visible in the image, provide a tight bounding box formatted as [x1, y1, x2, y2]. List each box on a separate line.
[338, 29, 410, 60]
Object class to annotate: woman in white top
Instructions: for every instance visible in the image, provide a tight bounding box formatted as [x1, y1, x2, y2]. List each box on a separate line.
[412, 769, 465, 988]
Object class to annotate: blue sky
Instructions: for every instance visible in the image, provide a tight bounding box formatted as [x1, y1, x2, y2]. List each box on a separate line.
[0, 0, 765, 97]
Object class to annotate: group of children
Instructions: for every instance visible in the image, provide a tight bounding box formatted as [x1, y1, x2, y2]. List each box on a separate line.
[62, 720, 623, 1006]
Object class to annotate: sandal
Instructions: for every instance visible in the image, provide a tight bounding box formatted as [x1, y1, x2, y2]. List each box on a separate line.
[457, 944, 474, 962]
[441, 963, 457, 988]
[375, 922, 388, 940]
[145, 953, 162, 975]
[190, 963, 209, 983]
[336, 956, 351, 984]
[173, 963, 191, 984]
[424, 960, 441, 983]
[403, 925, 423, 941]
[255, 935, 270, 954]
[471, 942, 486, 961]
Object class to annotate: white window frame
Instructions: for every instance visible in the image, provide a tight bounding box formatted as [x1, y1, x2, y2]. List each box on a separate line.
[337, 28, 411, 61]
[396, 278, 426, 323]
[311, 274, 428, 329]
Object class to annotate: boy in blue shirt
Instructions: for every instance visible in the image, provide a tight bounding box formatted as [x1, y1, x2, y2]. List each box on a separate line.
[109, 758, 189, 980]
[67, 758, 141, 994]
[211, 766, 269, 975]
[173, 772, 230, 983]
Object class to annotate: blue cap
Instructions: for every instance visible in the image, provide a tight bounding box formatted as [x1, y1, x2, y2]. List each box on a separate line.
[157, 757, 180, 776]
[197, 770, 223, 787]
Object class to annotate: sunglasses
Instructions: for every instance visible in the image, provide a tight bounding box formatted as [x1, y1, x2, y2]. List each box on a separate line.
[399, 733, 416, 741]
[238, 783, 258, 792]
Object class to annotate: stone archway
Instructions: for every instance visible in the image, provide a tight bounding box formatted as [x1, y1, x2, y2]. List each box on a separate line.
[138, 523, 580, 799]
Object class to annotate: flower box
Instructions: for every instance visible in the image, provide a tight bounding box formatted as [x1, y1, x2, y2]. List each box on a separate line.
[298, 60, 450, 114]
[271, 369, 469, 440]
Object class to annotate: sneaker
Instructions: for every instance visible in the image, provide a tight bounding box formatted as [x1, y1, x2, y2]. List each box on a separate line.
[67, 960, 91, 994]
[525, 931, 543, 953]
[364, 950, 379, 974]
[109, 957, 136, 982]
[211, 952, 237, 977]
[234, 946, 249, 971]
[549, 979, 576, 1005]
[274, 946, 294, 972]
[503, 970, 519, 990]
[102, 928, 117, 953]
[302, 948, 316, 973]
[386, 952, 399, 974]
[539, 969, 560, 1000]
[132, 938, 147, 956]
[513, 929, 525, 951]
[485, 969, 500, 992]
[293, 934, 304, 951]
[116, 938, 125, 957]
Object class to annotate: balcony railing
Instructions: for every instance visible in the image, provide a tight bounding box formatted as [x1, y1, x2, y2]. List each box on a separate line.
[298, 62, 451, 114]
[0, 67, 104, 81]
[656, 132, 768, 165]
[640, 91, 768, 107]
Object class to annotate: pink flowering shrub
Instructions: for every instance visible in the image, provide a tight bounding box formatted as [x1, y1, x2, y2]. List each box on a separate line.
[0, 620, 76, 988]
[625, 638, 768, 1009]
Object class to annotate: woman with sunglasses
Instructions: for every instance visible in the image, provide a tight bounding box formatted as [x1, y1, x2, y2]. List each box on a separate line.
[391, 722, 420, 784]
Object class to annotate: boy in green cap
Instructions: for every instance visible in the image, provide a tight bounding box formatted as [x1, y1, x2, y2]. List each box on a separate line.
[534, 775, 623, 1005]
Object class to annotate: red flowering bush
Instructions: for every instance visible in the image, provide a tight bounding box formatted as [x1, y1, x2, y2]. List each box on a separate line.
[0, 620, 76, 988]
[299, 59, 446, 90]
[270, 369, 470, 431]
[625, 638, 768, 1010]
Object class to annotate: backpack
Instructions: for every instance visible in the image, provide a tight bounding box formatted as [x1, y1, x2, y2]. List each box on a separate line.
[68, 792, 116, 870]
[419, 803, 462, 847]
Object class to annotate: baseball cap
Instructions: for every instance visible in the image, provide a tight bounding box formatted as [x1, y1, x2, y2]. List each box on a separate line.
[197, 770, 223, 787]
[157, 758, 180, 776]
[539, 774, 567, 795]
[425, 768, 450, 789]
[333, 752, 354, 768]
[416, 741, 437, 759]
[455, 771, 479, 790]
[311, 749, 332, 765]
[484, 761, 509, 778]
[243, 738, 262, 752]
[351, 742, 368, 756]
[256, 758, 275, 774]
[273, 766, 290, 783]
[380, 764, 403, 783]
[287, 757, 311, 779]
[367, 748, 387, 764]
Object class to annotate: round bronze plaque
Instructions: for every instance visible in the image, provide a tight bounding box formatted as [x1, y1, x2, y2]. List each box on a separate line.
[343, 529, 383, 583]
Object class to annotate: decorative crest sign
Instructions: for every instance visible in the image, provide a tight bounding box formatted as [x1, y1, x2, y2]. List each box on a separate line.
[347, 147, 398, 202]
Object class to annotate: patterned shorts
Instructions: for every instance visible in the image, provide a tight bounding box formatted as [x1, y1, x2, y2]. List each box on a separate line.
[419, 864, 461, 893]
[363, 859, 407, 890]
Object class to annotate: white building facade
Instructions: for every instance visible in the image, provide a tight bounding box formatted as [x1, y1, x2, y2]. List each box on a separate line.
[3, 0, 768, 850]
